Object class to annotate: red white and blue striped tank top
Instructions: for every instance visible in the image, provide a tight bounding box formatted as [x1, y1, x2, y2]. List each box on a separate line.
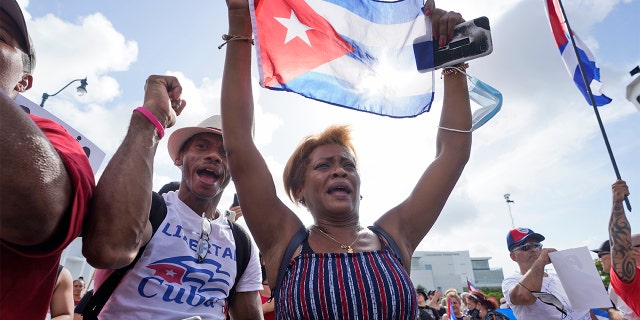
[275, 229, 418, 319]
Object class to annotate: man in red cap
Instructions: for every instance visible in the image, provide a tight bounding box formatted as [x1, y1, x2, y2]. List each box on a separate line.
[501, 227, 593, 319]
[0, 1, 94, 319]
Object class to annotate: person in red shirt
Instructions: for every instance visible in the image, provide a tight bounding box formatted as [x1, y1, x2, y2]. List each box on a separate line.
[608, 180, 640, 316]
[0, 1, 95, 319]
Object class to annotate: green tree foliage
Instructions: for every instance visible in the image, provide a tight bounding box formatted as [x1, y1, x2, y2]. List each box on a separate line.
[477, 287, 503, 300]
[462, 287, 504, 299]
[594, 258, 610, 287]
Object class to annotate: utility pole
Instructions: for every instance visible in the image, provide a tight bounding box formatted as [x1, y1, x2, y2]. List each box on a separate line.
[504, 194, 515, 228]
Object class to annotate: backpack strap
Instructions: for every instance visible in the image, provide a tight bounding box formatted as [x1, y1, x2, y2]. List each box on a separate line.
[368, 224, 404, 265]
[226, 220, 252, 306]
[148, 192, 168, 233]
[272, 226, 308, 302]
[82, 192, 167, 319]
[54, 264, 64, 284]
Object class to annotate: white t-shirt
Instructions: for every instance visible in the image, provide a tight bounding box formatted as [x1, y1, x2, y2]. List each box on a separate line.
[99, 191, 262, 319]
[502, 272, 591, 320]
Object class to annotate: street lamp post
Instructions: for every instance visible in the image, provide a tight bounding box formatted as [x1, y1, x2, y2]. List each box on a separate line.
[40, 77, 88, 107]
[504, 193, 515, 228]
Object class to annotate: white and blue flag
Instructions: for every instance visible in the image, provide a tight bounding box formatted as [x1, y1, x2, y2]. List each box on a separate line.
[546, 0, 612, 106]
[250, 0, 435, 118]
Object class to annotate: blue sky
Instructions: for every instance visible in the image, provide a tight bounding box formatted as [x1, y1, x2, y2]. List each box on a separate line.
[17, 0, 639, 277]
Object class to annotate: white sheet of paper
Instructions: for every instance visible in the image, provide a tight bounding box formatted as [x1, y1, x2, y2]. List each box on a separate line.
[15, 94, 105, 174]
[549, 246, 612, 309]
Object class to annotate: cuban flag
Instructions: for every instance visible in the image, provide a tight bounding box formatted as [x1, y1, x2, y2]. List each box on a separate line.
[591, 308, 610, 319]
[250, 0, 435, 118]
[447, 297, 456, 318]
[467, 278, 478, 292]
[545, 0, 611, 106]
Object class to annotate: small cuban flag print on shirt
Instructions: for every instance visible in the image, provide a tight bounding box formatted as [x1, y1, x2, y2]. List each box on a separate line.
[250, 0, 436, 118]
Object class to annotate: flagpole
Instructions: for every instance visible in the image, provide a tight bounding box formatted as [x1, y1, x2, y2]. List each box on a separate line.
[557, 0, 631, 211]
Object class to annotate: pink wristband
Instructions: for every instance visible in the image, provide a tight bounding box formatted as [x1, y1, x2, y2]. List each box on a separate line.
[133, 107, 164, 139]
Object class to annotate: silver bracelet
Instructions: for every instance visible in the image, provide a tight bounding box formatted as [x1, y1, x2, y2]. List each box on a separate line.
[438, 125, 472, 133]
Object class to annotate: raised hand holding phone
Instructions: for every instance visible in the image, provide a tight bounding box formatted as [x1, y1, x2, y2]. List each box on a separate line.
[227, 193, 242, 221]
[433, 17, 493, 69]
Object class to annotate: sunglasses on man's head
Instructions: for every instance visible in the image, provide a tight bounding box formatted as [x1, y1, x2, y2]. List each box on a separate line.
[512, 242, 542, 252]
[197, 213, 212, 263]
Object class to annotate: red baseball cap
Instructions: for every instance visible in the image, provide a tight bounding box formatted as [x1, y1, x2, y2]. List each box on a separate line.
[507, 227, 545, 251]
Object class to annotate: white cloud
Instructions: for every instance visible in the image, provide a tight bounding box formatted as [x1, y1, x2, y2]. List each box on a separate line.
[26, 13, 137, 100]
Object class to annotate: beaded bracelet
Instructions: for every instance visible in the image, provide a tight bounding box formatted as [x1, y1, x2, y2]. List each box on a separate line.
[133, 107, 164, 139]
[441, 63, 470, 78]
[218, 34, 254, 49]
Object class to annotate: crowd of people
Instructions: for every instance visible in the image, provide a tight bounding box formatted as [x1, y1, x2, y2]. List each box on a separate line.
[1, 0, 638, 319]
[415, 287, 510, 320]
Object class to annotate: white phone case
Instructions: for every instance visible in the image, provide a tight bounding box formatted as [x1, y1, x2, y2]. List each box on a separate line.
[433, 16, 493, 69]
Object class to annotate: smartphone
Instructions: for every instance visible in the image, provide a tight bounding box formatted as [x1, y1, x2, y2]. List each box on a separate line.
[232, 193, 239, 207]
[433, 16, 493, 69]
[225, 209, 237, 222]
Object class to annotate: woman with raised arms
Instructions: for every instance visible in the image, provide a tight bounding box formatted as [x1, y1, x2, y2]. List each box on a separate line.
[220, 0, 472, 318]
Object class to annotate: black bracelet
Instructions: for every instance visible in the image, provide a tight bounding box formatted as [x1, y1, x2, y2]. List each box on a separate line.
[218, 34, 254, 49]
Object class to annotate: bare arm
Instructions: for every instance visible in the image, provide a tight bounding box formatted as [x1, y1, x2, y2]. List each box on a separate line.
[229, 291, 264, 320]
[50, 267, 74, 320]
[604, 308, 624, 320]
[609, 180, 635, 283]
[83, 76, 186, 268]
[508, 248, 556, 305]
[262, 298, 275, 314]
[221, 0, 304, 286]
[376, 0, 472, 267]
[0, 90, 72, 246]
[427, 291, 443, 309]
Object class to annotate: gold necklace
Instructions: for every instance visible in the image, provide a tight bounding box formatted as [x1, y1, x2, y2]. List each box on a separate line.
[313, 226, 362, 253]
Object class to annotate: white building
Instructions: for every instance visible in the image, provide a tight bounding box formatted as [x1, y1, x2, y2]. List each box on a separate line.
[410, 250, 504, 292]
[471, 256, 505, 288]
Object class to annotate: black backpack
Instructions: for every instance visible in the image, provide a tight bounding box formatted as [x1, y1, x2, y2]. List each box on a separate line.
[83, 192, 252, 319]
